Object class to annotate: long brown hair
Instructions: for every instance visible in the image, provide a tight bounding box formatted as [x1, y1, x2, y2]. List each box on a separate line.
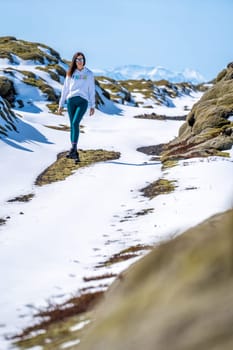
[67, 52, 86, 77]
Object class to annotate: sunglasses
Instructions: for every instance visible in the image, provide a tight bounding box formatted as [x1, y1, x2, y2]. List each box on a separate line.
[76, 58, 84, 63]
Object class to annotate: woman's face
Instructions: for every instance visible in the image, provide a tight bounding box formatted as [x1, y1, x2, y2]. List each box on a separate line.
[75, 55, 84, 70]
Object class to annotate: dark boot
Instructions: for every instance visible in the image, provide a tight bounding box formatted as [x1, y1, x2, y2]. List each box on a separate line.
[66, 146, 77, 159]
[73, 151, 80, 163]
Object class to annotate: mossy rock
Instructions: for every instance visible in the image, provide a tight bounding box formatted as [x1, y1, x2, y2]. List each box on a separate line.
[35, 149, 120, 186]
[161, 64, 233, 161]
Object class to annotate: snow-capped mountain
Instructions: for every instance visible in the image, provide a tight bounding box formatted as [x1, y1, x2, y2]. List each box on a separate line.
[93, 65, 206, 84]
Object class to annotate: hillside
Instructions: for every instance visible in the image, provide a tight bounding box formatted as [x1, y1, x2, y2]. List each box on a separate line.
[0, 36, 206, 137]
[96, 76, 205, 108]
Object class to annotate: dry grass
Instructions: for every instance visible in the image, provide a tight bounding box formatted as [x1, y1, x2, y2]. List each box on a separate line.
[97, 244, 152, 268]
[11, 291, 103, 343]
[141, 178, 176, 199]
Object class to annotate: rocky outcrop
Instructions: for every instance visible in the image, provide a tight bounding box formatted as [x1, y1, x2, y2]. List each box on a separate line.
[95, 76, 202, 108]
[78, 209, 233, 350]
[0, 37, 205, 113]
[161, 63, 233, 161]
[0, 76, 16, 104]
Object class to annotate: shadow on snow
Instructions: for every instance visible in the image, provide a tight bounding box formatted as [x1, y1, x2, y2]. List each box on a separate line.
[1, 116, 53, 151]
[106, 161, 160, 166]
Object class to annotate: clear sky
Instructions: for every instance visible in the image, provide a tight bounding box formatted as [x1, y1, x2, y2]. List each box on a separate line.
[0, 0, 232, 80]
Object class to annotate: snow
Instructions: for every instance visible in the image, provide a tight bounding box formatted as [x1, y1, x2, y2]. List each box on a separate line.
[0, 89, 232, 350]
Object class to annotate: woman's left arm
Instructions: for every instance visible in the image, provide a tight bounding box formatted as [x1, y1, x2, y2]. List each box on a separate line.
[89, 73, 96, 116]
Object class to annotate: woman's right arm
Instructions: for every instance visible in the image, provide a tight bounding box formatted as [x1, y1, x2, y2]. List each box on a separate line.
[58, 76, 70, 113]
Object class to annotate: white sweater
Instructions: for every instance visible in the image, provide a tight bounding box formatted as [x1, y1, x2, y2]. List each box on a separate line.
[59, 67, 95, 108]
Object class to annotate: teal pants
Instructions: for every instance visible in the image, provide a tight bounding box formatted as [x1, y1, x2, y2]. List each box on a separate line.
[67, 96, 88, 144]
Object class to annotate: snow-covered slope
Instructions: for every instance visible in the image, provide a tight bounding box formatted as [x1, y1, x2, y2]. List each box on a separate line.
[93, 65, 206, 84]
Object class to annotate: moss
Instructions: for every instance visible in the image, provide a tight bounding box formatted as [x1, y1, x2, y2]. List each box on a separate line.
[46, 102, 58, 113]
[0, 36, 61, 64]
[214, 150, 230, 157]
[35, 64, 66, 81]
[154, 79, 171, 87]
[53, 64, 66, 77]
[7, 193, 34, 202]
[134, 113, 186, 121]
[140, 178, 176, 199]
[95, 78, 132, 103]
[35, 149, 120, 186]
[161, 160, 178, 169]
[22, 71, 58, 101]
[36, 66, 60, 82]
[121, 79, 154, 92]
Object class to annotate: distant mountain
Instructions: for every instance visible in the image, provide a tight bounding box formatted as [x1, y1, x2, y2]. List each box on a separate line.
[93, 65, 206, 84]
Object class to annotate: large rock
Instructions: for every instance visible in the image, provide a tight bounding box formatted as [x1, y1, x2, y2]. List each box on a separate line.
[78, 209, 233, 350]
[0, 76, 16, 104]
[161, 63, 233, 161]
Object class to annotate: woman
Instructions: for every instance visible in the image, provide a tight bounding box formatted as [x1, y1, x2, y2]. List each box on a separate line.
[58, 52, 95, 162]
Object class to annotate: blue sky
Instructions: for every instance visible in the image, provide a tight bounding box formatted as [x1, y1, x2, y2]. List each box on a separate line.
[0, 0, 232, 80]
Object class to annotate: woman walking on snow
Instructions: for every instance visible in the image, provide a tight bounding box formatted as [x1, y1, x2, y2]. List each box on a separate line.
[58, 52, 95, 162]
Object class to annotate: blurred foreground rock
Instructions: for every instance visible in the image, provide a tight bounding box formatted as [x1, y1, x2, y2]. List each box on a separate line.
[78, 209, 233, 350]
